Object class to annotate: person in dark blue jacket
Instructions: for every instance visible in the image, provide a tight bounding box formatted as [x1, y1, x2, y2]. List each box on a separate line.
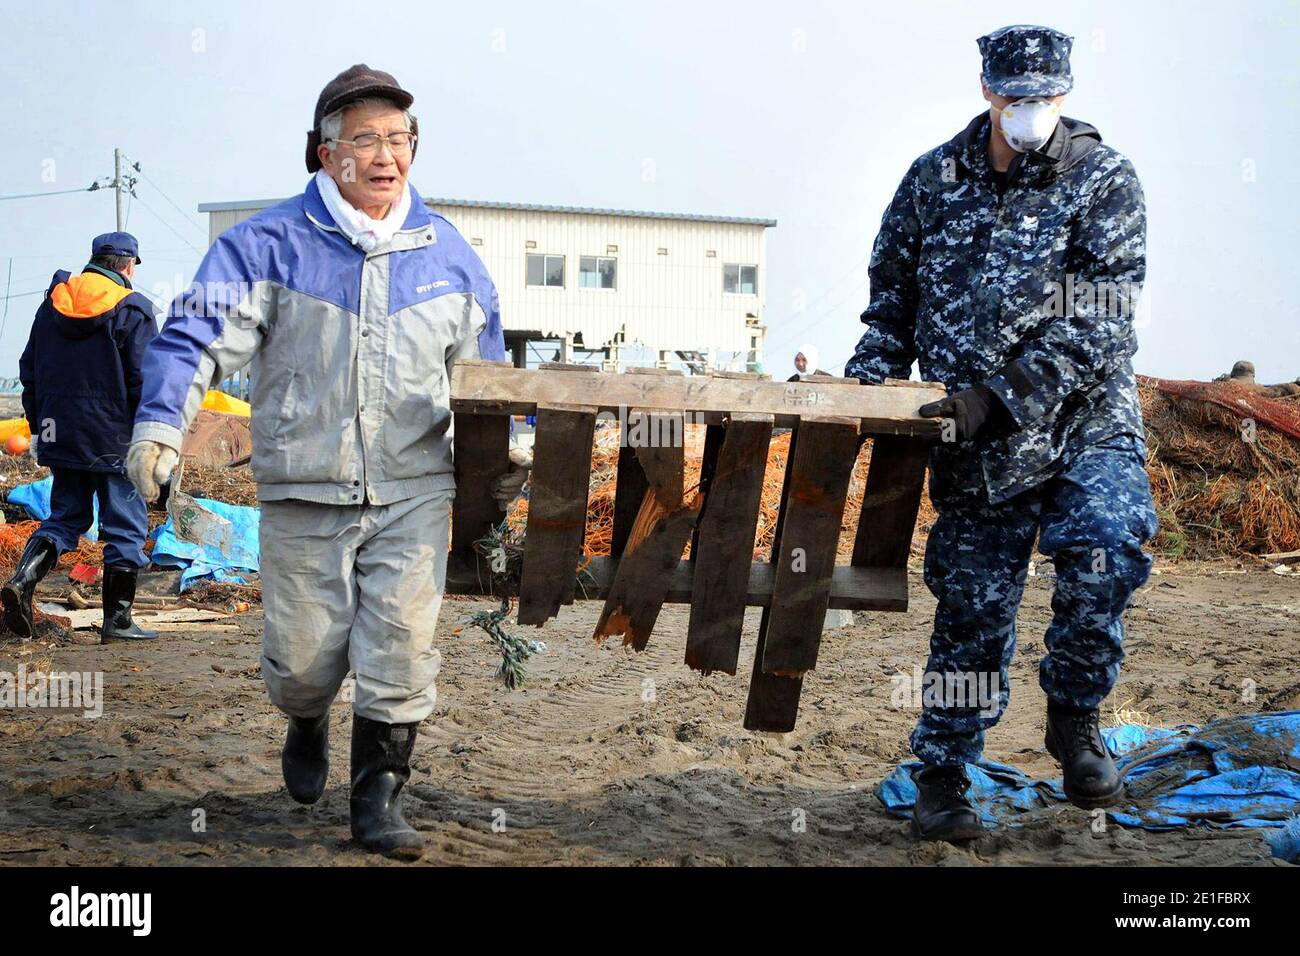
[3, 232, 160, 642]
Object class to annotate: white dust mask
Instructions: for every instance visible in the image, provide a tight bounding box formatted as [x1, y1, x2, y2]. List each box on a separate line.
[994, 97, 1061, 153]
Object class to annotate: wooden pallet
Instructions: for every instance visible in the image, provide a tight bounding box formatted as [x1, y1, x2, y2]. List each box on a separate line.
[449, 360, 944, 732]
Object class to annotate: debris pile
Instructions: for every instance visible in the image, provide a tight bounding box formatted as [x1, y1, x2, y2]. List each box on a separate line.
[1139, 376, 1300, 559]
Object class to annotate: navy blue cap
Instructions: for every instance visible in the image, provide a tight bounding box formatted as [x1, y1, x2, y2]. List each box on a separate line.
[978, 24, 1074, 97]
[91, 231, 141, 264]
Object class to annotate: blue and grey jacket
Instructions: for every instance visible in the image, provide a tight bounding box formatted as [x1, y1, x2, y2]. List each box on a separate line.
[846, 112, 1147, 505]
[132, 177, 505, 505]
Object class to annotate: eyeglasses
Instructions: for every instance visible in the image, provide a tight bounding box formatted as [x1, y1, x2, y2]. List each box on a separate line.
[328, 131, 417, 157]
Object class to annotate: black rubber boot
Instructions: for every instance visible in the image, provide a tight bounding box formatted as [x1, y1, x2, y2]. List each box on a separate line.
[350, 714, 424, 860]
[911, 764, 985, 842]
[282, 713, 330, 805]
[2, 535, 59, 638]
[100, 566, 159, 642]
[1045, 703, 1124, 809]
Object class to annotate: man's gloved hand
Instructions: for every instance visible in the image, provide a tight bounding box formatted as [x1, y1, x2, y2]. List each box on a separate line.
[919, 384, 1012, 442]
[127, 441, 180, 503]
[490, 444, 533, 508]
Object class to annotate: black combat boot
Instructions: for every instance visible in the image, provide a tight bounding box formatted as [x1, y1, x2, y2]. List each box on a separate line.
[350, 714, 424, 860]
[282, 713, 330, 805]
[1045, 702, 1124, 808]
[100, 566, 159, 642]
[1, 535, 59, 638]
[911, 764, 985, 842]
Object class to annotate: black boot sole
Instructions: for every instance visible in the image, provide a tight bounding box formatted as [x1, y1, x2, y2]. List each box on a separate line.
[352, 827, 425, 861]
[910, 814, 985, 842]
[375, 840, 424, 862]
[1, 586, 33, 638]
[283, 765, 328, 805]
[1045, 734, 1125, 809]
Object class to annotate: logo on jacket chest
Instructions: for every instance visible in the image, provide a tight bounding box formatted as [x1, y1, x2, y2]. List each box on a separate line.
[416, 280, 451, 294]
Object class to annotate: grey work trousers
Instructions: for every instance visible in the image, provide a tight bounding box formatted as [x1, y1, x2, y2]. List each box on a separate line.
[258, 490, 451, 725]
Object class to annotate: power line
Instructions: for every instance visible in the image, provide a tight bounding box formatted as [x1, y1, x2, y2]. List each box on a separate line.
[129, 192, 204, 254]
[0, 258, 12, 343]
[126, 159, 207, 236]
[0, 247, 197, 261]
[0, 183, 107, 202]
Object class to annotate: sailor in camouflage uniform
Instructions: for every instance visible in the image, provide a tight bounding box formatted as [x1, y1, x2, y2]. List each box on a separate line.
[845, 25, 1159, 840]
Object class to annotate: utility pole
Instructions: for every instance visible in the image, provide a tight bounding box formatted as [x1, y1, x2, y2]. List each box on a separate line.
[114, 148, 125, 230]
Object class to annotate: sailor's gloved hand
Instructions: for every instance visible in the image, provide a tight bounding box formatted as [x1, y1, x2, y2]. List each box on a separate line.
[919, 384, 1011, 442]
[490, 444, 533, 508]
[127, 441, 179, 503]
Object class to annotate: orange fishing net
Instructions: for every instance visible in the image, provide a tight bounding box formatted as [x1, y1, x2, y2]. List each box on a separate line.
[505, 424, 938, 564]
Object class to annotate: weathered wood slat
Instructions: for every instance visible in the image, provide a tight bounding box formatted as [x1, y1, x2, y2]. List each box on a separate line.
[611, 442, 649, 560]
[852, 434, 931, 573]
[450, 412, 511, 557]
[449, 554, 906, 608]
[744, 425, 802, 733]
[451, 361, 944, 433]
[760, 416, 861, 677]
[688, 422, 726, 559]
[685, 413, 773, 675]
[517, 404, 597, 625]
[626, 412, 685, 505]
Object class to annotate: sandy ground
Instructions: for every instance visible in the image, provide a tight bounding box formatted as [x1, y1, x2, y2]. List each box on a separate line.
[1, 563, 1296, 867]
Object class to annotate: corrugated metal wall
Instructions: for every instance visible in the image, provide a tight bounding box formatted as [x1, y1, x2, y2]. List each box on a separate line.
[206, 202, 768, 353]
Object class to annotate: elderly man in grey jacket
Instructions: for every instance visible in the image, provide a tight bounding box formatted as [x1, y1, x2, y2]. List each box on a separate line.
[127, 65, 526, 859]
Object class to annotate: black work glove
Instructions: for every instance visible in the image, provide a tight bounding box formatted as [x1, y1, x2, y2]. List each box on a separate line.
[919, 383, 1012, 442]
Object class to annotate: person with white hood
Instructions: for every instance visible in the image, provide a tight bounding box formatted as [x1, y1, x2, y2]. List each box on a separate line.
[788, 343, 828, 381]
[126, 65, 530, 860]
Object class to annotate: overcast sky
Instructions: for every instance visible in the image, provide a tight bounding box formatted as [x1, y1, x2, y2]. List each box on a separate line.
[2, 0, 1297, 383]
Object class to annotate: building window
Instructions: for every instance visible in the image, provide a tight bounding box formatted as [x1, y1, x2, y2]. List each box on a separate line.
[724, 263, 758, 295]
[580, 256, 617, 290]
[526, 253, 565, 287]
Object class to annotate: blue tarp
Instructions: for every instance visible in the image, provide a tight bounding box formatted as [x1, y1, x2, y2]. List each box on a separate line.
[879, 711, 1300, 860]
[8, 478, 259, 591]
[149, 497, 260, 591]
[6, 475, 100, 541]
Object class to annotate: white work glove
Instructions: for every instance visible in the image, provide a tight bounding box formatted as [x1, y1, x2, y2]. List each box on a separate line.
[127, 441, 179, 503]
[490, 444, 532, 508]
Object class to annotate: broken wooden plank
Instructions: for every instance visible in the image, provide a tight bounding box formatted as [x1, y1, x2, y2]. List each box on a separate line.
[46, 606, 229, 630]
[153, 622, 242, 634]
[851, 434, 931, 573]
[685, 413, 773, 674]
[451, 411, 511, 556]
[447, 556, 907, 610]
[594, 488, 702, 651]
[760, 416, 861, 677]
[1262, 549, 1300, 565]
[517, 404, 597, 625]
[451, 362, 945, 433]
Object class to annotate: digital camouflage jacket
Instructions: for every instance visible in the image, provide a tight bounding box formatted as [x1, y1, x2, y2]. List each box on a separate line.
[846, 112, 1147, 505]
